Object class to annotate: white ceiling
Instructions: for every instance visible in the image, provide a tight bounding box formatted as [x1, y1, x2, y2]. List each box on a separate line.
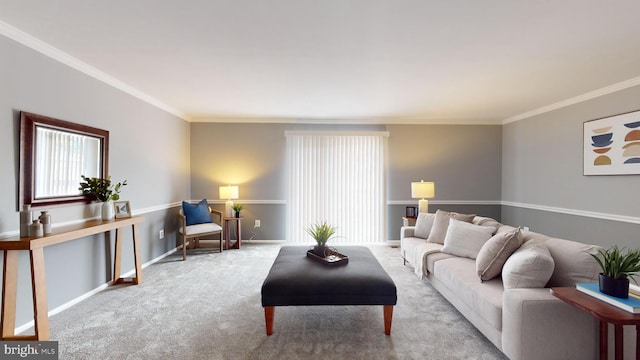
[1, 1, 640, 124]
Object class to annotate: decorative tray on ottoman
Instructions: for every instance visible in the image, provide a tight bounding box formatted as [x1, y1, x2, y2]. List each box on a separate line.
[306, 249, 349, 266]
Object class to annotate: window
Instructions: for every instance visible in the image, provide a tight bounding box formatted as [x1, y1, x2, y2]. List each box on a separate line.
[286, 131, 388, 244]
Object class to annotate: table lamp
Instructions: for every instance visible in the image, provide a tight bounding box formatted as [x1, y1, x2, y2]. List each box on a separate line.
[219, 185, 239, 218]
[411, 180, 435, 213]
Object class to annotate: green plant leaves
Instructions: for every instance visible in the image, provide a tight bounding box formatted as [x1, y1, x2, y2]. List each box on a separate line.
[590, 245, 640, 282]
[78, 175, 127, 202]
[305, 221, 337, 246]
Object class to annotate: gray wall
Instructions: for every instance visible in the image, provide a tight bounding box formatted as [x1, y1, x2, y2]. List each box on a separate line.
[189, 123, 503, 240]
[0, 35, 191, 327]
[502, 84, 640, 248]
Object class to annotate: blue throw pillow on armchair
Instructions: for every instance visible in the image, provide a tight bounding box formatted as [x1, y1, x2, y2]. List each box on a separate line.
[182, 199, 213, 226]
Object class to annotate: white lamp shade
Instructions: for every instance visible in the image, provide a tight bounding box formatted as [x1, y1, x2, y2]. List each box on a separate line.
[411, 181, 435, 199]
[219, 185, 239, 200]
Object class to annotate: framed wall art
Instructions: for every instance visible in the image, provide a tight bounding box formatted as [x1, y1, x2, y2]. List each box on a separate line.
[583, 110, 640, 175]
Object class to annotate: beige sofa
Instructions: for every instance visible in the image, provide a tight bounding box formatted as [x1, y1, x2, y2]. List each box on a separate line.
[400, 212, 605, 360]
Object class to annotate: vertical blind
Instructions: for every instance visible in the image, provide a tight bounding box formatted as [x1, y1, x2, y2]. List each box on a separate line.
[286, 132, 387, 244]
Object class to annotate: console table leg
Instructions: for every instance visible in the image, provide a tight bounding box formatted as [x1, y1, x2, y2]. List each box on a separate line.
[132, 224, 143, 284]
[113, 228, 123, 284]
[1, 250, 19, 338]
[30, 248, 49, 340]
[264, 306, 274, 335]
[384, 305, 393, 335]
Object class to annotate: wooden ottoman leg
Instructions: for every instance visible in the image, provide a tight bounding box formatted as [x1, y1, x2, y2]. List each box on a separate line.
[264, 306, 274, 335]
[384, 305, 393, 335]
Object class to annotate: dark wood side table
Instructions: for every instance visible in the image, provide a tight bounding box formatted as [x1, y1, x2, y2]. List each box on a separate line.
[402, 216, 417, 226]
[551, 287, 640, 360]
[223, 217, 242, 249]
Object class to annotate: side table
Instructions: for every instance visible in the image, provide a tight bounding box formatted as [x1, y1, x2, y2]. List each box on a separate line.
[551, 287, 640, 360]
[223, 217, 242, 249]
[402, 216, 417, 227]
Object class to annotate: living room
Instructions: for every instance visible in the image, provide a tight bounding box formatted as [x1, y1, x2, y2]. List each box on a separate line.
[1, 2, 639, 359]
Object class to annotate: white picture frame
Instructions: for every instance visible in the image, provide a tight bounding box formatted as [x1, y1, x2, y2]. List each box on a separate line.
[114, 200, 132, 219]
[583, 110, 640, 175]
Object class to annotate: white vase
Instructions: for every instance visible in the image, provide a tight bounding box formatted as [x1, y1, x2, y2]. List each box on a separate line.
[102, 201, 115, 221]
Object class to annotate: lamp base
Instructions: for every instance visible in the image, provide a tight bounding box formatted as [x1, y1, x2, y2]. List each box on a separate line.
[418, 199, 429, 213]
[225, 200, 234, 218]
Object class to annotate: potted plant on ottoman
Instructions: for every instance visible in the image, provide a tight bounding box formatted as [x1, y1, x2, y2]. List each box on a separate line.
[79, 175, 127, 220]
[590, 245, 640, 298]
[306, 221, 337, 257]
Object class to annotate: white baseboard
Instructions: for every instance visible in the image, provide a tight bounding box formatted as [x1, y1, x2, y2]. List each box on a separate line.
[14, 247, 178, 335]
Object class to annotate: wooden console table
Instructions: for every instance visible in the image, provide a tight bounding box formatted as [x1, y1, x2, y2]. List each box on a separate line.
[0, 216, 145, 341]
[551, 287, 640, 360]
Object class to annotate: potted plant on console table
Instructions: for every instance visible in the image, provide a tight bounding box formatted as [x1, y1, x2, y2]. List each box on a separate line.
[79, 175, 127, 221]
[590, 245, 640, 298]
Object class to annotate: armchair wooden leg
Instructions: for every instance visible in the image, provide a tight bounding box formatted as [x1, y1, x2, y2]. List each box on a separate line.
[182, 235, 187, 261]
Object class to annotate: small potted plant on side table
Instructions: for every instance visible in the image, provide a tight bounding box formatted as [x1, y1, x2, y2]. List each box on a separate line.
[306, 221, 337, 257]
[590, 245, 640, 298]
[232, 204, 244, 218]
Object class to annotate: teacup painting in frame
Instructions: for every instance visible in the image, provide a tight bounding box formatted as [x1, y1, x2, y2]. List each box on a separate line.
[584, 110, 640, 175]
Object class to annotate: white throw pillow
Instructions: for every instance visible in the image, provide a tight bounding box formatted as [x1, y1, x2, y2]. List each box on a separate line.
[413, 213, 436, 239]
[476, 228, 523, 281]
[427, 209, 476, 244]
[502, 241, 555, 289]
[442, 218, 496, 259]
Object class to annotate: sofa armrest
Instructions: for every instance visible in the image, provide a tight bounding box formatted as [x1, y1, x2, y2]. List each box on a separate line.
[502, 288, 598, 360]
[400, 226, 415, 239]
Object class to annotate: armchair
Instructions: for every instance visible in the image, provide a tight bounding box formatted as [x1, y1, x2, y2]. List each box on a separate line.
[177, 200, 224, 260]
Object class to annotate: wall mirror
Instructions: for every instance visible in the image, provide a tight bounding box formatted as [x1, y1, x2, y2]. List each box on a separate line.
[19, 112, 109, 208]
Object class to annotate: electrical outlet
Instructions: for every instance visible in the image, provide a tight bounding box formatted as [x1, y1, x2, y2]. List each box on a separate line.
[255, 220, 261, 228]
[523, 226, 530, 231]
[159, 229, 165, 239]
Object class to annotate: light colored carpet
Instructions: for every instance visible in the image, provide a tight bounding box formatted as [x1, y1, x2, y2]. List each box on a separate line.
[43, 243, 507, 359]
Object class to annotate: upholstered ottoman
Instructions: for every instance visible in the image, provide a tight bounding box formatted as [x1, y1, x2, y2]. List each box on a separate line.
[260, 246, 397, 335]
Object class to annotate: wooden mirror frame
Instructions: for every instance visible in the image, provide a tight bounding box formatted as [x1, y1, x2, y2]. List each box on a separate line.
[19, 112, 109, 208]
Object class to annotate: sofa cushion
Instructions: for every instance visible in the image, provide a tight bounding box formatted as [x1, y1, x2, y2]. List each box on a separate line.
[472, 216, 502, 229]
[433, 257, 504, 331]
[502, 241, 555, 289]
[543, 237, 602, 287]
[442, 218, 496, 259]
[476, 228, 523, 281]
[426, 250, 456, 274]
[414, 212, 436, 239]
[427, 209, 475, 244]
[413, 241, 444, 278]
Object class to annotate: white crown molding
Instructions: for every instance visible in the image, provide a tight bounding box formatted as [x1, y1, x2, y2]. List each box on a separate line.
[502, 201, 640, 225]
[190, 115, 503, 125]
[0, 21, 189, 121]
[502, 76, 640, 124]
